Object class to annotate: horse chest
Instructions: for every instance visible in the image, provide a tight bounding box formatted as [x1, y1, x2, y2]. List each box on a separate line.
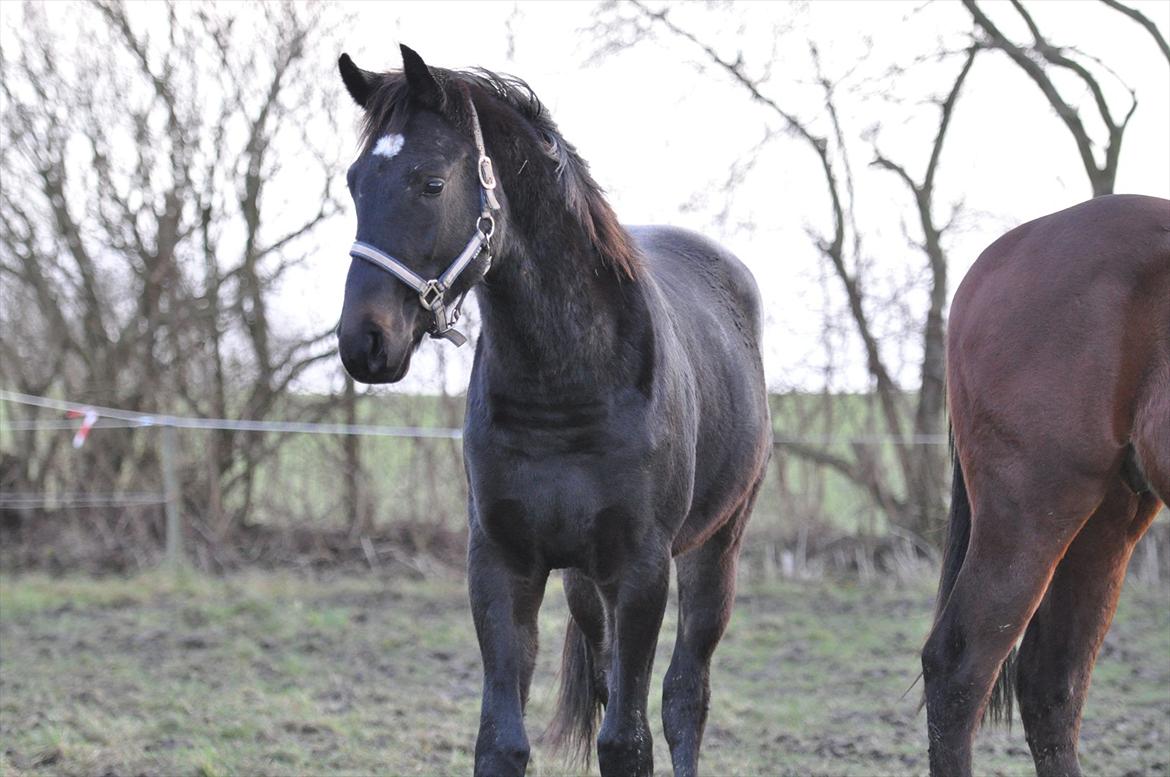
[466, 427, 658, 575]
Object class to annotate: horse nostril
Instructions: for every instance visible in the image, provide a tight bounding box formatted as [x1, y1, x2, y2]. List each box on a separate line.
[366, 327, 386, 372]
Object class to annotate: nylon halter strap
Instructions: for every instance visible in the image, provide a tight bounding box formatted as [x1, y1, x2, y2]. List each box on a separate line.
[349, 92, 500, 347]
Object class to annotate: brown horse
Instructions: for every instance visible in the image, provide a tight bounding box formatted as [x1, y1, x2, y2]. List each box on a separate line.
[923, 193, 1169, 777]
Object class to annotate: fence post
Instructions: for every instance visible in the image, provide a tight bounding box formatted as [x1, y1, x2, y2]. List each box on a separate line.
[161, 423, 183, 568]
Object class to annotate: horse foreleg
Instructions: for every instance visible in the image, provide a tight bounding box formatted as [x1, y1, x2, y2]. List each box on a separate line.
[468, 527, 547, 777]
[596, 543, 671, 777]
[663, 502, 751, 777]
[1017, 484, 1162, 777]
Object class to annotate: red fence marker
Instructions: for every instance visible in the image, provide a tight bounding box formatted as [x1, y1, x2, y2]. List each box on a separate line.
[71, 409, 99, 449]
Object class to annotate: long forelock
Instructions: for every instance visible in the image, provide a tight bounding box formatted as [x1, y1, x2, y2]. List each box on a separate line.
[357, 76, 413, 152]
[356, 66, 641, 280]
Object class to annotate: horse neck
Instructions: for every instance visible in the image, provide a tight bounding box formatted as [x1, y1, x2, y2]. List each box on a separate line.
[475, 219, 628, 395]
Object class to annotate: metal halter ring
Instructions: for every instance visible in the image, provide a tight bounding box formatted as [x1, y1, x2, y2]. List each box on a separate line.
[477, 214, 496, 239]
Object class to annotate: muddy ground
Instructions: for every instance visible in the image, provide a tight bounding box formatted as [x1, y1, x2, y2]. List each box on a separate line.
[1, 570, 1166, 776]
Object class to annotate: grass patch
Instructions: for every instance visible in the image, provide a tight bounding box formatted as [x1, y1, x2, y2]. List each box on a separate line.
[1, 570, 1166, 776]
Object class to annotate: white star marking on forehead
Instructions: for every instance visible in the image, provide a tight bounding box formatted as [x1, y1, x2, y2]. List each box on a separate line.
[372, 133, 405, 159]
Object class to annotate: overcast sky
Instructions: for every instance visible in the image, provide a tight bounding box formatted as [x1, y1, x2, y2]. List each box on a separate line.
[276, 0, 1170, 395]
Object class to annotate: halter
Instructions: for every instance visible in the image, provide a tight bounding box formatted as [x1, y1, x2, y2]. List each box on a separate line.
[349, 93, 501, 347]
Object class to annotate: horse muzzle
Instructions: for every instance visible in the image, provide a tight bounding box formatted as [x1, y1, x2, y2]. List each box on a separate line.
[338, 313, 418, 384]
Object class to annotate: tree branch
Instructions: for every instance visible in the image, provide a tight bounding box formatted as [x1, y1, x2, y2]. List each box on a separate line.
[1099, 0, 1170, 65]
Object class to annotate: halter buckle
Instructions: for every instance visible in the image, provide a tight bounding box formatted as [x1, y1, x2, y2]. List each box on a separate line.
[478, 155, 497, 190]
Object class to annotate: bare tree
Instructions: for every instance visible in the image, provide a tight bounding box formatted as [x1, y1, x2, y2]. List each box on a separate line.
[0, 1, 345, 546]
[342, 376, 371, 540]
[592, 2, 975, 541]
[1098, 0, 1170, 65]
[592, 0, 1164, 545]
[870, 48, 978, 541]
[963, 0, 1144, 196]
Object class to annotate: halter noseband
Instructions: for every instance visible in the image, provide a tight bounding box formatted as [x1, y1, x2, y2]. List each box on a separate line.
[349, 93, 500, 347]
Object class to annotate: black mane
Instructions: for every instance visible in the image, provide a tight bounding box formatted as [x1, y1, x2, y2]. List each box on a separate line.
[357, 66, 641, 280]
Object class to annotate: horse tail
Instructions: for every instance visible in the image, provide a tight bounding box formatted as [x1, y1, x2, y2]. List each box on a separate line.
[932, 445, 970, 625]
[931, 439, 1017, 727]
[545, 615, 603, 766]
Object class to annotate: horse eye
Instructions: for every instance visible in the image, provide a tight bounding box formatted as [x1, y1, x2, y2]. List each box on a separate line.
[423, 178, 445, 196]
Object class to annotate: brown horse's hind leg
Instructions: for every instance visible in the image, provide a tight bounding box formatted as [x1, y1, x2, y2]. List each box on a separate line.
[1133, 378, 1170, 504]
[923, 465, 1106, 777]
[1016, 482, 1161, 777]
[662, 493, 754, 777]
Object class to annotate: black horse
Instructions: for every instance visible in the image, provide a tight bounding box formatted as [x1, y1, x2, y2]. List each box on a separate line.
[335, 46, 771, 777]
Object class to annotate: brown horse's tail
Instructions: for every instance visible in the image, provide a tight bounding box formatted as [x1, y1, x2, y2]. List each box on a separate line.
[932, 448, 1017, 727]
[933, 449, 970, 624]
[545, 616, 603, 766]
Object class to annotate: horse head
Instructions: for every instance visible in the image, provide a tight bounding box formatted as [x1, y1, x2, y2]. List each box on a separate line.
[336, 45, 501, 383]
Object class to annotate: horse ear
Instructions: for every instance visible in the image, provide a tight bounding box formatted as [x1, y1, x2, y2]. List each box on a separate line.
[400, 44, 443, 108]
[339, 53, 378, 108]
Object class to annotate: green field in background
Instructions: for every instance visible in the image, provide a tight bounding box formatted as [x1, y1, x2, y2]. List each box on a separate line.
[224, 391, 927, 538]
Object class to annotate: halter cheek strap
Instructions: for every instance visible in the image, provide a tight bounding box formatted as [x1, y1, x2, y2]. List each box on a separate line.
[348, 92, 499, 347]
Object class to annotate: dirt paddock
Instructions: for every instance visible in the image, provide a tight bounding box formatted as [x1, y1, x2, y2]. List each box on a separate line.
[1, 570, 1166, 776]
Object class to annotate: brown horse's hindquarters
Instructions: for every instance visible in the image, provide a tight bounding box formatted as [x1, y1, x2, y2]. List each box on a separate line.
[926, 195, 1170, 777]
